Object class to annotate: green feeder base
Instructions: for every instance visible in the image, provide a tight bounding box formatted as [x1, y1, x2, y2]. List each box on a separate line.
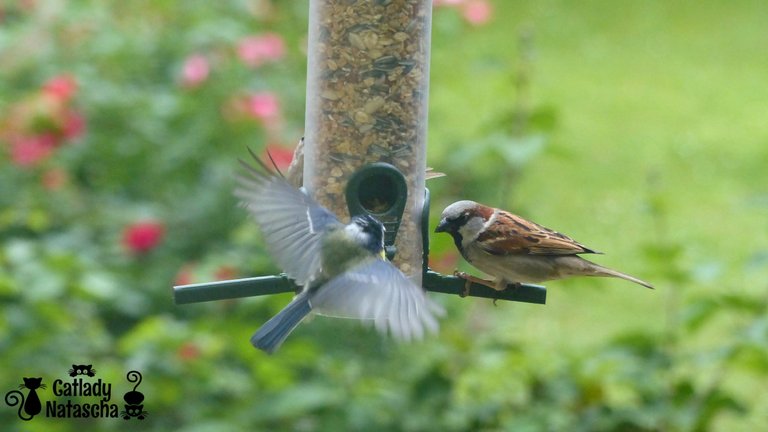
[173, 272, 545, 305]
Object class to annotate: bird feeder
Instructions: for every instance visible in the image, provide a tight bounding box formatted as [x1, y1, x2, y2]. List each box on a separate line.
[303, 0, 432, 281]
[173, 0, 546, 308]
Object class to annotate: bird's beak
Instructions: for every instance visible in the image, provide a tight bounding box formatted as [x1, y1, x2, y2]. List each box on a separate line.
[435, 219, 448, 233]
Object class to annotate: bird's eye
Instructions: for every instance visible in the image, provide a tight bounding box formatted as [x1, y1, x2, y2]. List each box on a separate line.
[449, 213, 467, 224]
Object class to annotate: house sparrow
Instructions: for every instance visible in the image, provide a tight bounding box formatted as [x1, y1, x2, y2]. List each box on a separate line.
[435, 200, 653, 291]
[235, 149, 443, 354]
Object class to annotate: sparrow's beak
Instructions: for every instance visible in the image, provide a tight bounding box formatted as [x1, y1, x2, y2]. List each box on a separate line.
[435, 219, 448, 233]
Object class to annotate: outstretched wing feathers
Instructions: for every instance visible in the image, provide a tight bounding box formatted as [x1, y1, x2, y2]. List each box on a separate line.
[235, 148, 443, 345]
[309, 259, 443, 341]
[234, 152, 340, 286]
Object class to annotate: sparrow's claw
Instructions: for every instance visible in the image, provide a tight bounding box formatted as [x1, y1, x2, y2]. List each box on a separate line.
[454, 271, 492, 286]
[453, 271, 500, 296]
[452, 271, 471, 297]
[462, 279, 471, 297]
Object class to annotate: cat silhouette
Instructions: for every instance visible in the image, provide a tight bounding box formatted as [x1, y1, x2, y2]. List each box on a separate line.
[4, 377, 46, 421]
[68, 365, 96, 377]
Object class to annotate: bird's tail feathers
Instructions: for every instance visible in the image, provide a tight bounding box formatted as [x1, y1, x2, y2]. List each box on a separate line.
[590, 264, 654, 289]
[251, 295, 312, 354]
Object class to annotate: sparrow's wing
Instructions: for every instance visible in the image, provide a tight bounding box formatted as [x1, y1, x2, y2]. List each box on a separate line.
[309, 259, 443, 341]
[477, 211, 599, 256]
[235, 151, 340, 286]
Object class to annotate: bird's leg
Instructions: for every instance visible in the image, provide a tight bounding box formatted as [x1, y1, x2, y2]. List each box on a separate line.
[493, 280, 522, 306]
[452, 271, 472, 297]
[453, 271, 496, 297]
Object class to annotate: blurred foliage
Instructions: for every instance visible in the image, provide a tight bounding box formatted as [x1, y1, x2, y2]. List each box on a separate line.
[2, 0, 768, 431]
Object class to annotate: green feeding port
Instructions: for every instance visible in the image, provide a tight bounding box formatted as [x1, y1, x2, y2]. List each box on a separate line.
[345, 162, 408, 260]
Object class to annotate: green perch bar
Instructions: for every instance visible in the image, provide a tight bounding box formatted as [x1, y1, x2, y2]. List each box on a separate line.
[173, 271, 546, 305]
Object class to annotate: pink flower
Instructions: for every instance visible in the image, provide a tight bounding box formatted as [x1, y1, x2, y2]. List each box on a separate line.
[181, 54, 210, 88]
[247, 92, 280, 123]
[9, 134, 57, 167]
[237, 33, 286, 67]
[42, 75, 77, 102]
[221, 92, 283, 135]
[62, 110, 86, 139]
[122, 220, 165, 254]
[462, 0, 493, 25]
[263, 143, 294, 172]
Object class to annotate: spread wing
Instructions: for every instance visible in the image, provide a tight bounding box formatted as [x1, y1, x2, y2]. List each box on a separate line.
[234, 149, 340, 286]
[309, 259, 443, 341]
[477, 211, 600, 256]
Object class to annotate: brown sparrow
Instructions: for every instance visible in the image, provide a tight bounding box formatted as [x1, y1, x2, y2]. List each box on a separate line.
[435, 200, 653, 291]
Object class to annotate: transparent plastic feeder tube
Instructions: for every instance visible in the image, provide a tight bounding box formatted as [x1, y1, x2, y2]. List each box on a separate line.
[303, 0, 432, 283]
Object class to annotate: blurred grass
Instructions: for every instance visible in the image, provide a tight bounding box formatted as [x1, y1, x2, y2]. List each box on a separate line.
[427, 1, 768, 429]
[430, 0, 768, 325]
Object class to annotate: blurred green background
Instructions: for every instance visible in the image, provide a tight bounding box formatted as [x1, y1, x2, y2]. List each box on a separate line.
[2, 0, 767, 430]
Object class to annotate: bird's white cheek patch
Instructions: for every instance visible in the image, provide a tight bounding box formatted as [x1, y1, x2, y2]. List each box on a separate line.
[458, 216, 487, 248]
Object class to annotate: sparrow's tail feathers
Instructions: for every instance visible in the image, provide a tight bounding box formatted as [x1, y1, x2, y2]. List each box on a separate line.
[251, 295, 312, 354]
[592, 265, 654, 289]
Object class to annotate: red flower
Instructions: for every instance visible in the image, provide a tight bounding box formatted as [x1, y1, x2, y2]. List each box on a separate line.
[213, 265, 238, 281]
[42, 75, 78, 102]
[237, 33, 286, 68]
[263, 143, 294, 172]
[174, 263, 195, 286]
[177, 342, 201, 361]
[122, 220, 165, 254]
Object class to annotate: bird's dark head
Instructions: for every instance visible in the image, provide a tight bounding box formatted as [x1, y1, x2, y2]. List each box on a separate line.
[349, 214, 385, 255]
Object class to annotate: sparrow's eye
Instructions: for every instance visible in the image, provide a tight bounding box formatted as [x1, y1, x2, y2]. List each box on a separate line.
[447, 213, 467, 225]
